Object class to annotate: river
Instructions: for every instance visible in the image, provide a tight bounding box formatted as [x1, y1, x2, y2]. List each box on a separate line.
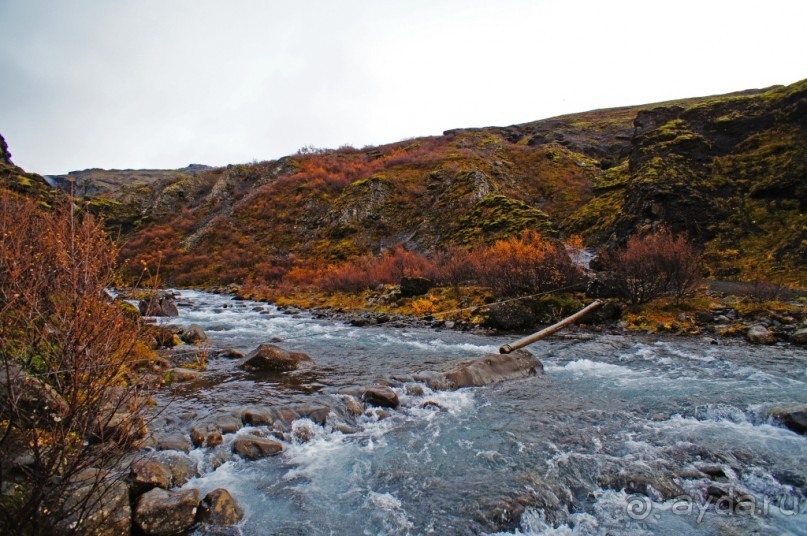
[149, 290, 807, 535]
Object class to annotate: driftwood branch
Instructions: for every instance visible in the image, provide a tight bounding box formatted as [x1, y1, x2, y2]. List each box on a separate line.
[499, 299, 603, 354]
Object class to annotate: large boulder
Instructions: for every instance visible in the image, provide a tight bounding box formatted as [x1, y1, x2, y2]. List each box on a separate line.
[197, 488, 243, 526]
[421, 350, 543, 390]
[239, 344, 313, 372]
[0, 364, 68, 428]
[789, 328, 807, 345]
[134, 488, 200, 536]
[399, 276, 434, 297]
[767, 405, 807, 435]
[156, 451, 199, 487]
[747, 325, 776, 344]
[362, 386, 400, 409]
[232, 434, 283, 460]
[168, 367, 202, 382]
[154, 431, 191, 453]
[138, 292, 179, 317]
[180, 324, 208, 345]
[58, 472, 131, 536]
[129, 458, 172, 495]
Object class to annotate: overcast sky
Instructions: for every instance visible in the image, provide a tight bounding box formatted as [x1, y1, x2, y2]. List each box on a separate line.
[1, 0, 805, 174]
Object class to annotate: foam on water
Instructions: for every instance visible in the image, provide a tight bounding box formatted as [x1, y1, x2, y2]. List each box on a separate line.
[147, 291, 807, 534]
[547, 359, 641, 381]
[645, 413, 805, 457]
[364, 491, 415, 534]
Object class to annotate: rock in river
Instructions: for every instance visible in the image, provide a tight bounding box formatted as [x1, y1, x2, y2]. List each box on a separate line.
[232, 434, 283, 459]
[129, 458, 172, 495]
[180, 323, 208, 344]
[198, 488, 244, 526]
[419, 350, 543, 390]
[168, 367, 202, 382]
[766, 405, 807, 435]
[154, 431, 191, 453]
[362, 386, 400, 408]
[747, 325, 776, 345]
[138, 292, 179, 317]
[134, 488, 200, 536]
[790, 328, 807, 345]
[239, 343, 313, 372]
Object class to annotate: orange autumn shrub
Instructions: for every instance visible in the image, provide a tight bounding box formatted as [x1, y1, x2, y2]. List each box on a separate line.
[472, 231, 581, 297]
[0, 192, 154, 534]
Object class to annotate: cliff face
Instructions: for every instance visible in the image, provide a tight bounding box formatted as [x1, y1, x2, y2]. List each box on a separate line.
[0, 133, 56, 205]
[3, 79, 805, 286]
[0, 133, 12, 166]
[597, 81, 807, 280]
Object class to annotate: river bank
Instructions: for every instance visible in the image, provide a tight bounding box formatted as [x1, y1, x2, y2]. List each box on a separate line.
[212, 281, 807, 347]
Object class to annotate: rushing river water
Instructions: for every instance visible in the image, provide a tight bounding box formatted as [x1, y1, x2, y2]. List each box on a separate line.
[150, 290, 807, 535]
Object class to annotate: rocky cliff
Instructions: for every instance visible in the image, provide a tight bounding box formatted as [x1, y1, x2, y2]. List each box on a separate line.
[0, 133, 55, 204]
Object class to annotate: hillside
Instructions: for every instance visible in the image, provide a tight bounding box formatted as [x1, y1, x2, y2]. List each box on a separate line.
[3, 80, 806, 287]
[45, 164, 212, 199]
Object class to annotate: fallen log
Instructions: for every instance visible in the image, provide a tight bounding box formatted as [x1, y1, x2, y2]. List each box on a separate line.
[499, 299, 603, 354]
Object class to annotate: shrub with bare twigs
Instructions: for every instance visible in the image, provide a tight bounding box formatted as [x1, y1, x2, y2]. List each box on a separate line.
[0, 192, 155, 534]
[603, 228, 702, 305]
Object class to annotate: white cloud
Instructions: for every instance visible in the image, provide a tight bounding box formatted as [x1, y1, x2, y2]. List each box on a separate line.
[0, 0, 805, 174]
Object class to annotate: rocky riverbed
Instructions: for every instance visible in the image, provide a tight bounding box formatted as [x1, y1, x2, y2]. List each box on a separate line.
[103, 289, 807, 535]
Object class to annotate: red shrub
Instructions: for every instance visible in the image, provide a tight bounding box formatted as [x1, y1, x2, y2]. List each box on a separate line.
[312, 246, 436, 293]
[427, 246, 475, 288]
[604, 228, 702, 304]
